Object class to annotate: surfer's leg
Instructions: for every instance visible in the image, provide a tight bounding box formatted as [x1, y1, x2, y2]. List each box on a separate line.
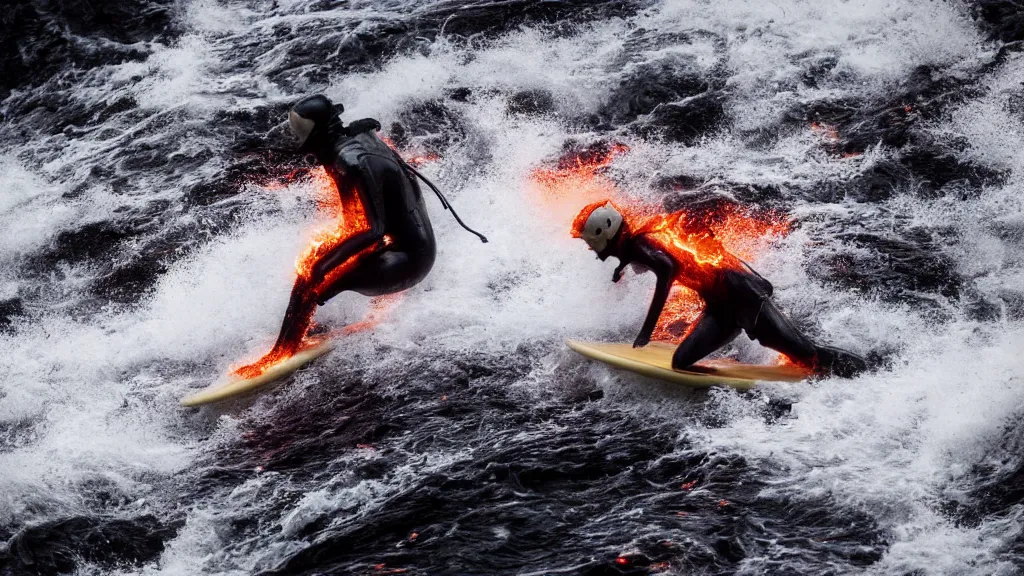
[747, 300, 867, 377]
[744, 299, 818, 367]
[315, 249, 430, 302]
[671, 312, 741, 370]
[232, 277, 318, 379]
[271, 277, 318, 354]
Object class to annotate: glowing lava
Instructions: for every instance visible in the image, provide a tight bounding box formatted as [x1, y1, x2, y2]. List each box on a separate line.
[294, 166, 371, 281]
[528, 142, 630, 206]
[231, 166, 388, 380]
[637, 206, 788, 340]
[554, 146, 788, 342]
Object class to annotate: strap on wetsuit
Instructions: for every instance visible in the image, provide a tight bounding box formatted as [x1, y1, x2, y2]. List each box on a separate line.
[399, 159, 488, 244]
[737, 257, 771, 328]
[363, 152, 489, 244]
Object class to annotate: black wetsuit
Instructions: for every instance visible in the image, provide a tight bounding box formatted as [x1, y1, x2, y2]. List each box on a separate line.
[311, 125, 436, 301]
[607, 232, 866, 377]
[269, 117, 436, 352]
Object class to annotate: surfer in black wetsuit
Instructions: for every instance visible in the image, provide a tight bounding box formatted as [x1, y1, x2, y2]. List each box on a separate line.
[572, 201, 867, 378]
[244, 94, 485, 370]
[292, 94, 437, 299]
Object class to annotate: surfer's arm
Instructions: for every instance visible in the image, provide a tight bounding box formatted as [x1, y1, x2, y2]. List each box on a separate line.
[612, 258, 630, 283]
[311, 154, 387, 281]
[345, 118, 382, 135]
[632, 242, 676, 348]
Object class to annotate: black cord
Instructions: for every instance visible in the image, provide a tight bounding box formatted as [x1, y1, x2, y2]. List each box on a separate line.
[358, 151, 488, 243]
[399, 159, 488, 244]
[739, 257, 768, 283]
[295, 145, 490, 244]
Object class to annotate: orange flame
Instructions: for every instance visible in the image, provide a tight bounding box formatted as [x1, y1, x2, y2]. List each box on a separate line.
[530, 143, 629, 207]
[293, 166, 371, 281]
[231, 166, 380, 379]
[406, 153, 440, 167]
[231, 293, 402, 379]
[637, 206, 788, 340]
[230, 332, 331, 380]
[653, 287, 705, 341]
[548, 145, 788, 343]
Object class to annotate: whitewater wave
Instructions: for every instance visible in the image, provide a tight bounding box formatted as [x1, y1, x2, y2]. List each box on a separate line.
[1, 0, 1023, 574]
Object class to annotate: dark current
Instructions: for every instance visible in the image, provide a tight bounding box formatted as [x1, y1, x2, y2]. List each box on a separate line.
[2, 1, 1024, 574]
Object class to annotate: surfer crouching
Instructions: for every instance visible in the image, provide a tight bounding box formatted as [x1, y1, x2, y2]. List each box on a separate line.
[236, 95, 454, 377]
[571, 201, 867, 377]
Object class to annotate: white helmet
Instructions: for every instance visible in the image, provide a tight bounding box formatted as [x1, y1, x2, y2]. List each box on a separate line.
[580, 203, 623, 253]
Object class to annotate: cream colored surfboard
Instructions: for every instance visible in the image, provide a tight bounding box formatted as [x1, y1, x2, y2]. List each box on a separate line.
[567, 340, 811, 390]
[181, 339, 336, 407]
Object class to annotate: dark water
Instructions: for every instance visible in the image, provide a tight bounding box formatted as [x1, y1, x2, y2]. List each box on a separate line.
[2, 1, 1024, 574]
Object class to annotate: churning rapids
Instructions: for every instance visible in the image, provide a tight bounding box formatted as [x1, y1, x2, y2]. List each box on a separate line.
[2, 1, 1024, 574]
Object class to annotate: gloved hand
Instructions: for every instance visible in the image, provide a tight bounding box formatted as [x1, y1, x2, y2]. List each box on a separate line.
[612, 262, 627, 283]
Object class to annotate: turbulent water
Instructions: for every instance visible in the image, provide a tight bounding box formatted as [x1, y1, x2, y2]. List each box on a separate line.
[2, 0, 1024, 574]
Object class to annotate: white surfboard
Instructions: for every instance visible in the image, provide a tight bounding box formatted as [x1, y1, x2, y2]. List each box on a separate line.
[181, 339, 335, 407]
[568, 340, 810, 390]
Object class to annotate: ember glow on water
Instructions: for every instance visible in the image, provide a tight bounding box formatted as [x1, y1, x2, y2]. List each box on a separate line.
[530, 143, 629, 207]
[405, 153, 440, 167]
[339, 293, 403, 336]
[3, 0, 1024, 574]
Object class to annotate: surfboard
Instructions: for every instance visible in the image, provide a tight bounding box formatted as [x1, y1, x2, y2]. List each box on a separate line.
[567, 340, 811, 390]
[181, 339, 336, 407]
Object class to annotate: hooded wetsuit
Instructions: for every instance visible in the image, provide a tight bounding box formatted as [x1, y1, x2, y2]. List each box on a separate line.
[310, 125, 436, 300]
[269, 110, 436, 354]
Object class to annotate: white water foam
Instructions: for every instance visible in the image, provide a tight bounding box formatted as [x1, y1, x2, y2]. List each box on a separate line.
[1, 0, 1021, 574]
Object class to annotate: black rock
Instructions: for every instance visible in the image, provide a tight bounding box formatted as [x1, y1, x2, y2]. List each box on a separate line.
[506, 89, 556, 116]
[1, 515, 179, 575]
[636, 92, 728, 145]
[0, 0, 176, 99]
[970, 0, 1024, 42]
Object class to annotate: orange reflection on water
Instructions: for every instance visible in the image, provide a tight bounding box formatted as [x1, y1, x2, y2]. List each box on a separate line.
[339, 293, 404, 336]
[531, 143, 629, 200]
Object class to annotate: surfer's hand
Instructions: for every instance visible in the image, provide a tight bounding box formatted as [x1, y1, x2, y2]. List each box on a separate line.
[633, 334, 650, 348]
[612, 268, 623, 283]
